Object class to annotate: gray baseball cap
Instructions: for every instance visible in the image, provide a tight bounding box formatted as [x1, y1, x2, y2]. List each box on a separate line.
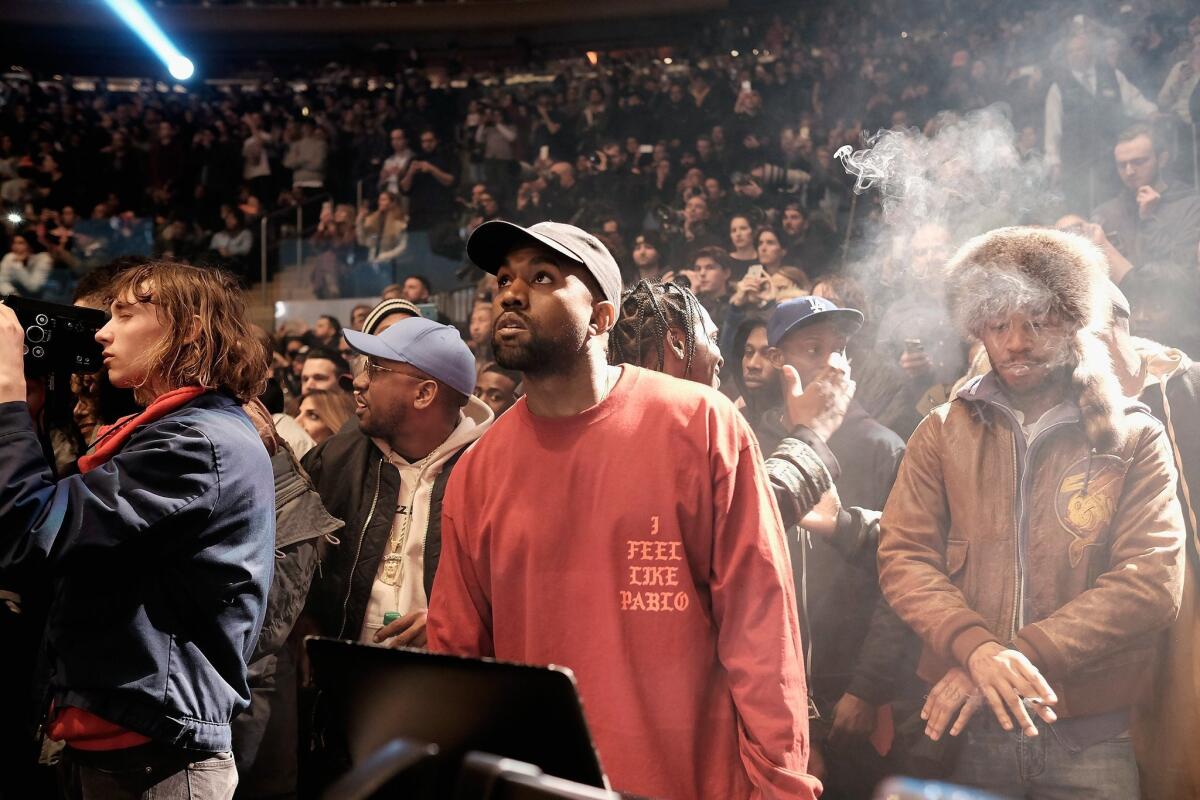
[466, 220, 623, 307]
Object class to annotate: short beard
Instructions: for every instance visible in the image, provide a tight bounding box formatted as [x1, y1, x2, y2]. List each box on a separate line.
[493, 321, 586, 376]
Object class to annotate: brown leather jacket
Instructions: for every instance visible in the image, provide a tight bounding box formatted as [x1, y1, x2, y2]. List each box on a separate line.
[878, 375, 1185, 718]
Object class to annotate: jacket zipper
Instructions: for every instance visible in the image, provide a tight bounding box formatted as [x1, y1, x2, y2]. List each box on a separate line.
[336, 457, 384, 639]
[1007, 417, 1075, 641]
[1009, 433, 1021, 641]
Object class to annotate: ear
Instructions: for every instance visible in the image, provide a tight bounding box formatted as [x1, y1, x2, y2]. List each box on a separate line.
[589, 299, 618, 337]
[666, 327, 686, 360]
[411, 379, 439, 411]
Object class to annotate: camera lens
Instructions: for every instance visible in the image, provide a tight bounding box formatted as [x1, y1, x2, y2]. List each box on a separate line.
[31, 346, 45, 358]
[35, 314, 49, 326]
[26, 326, 46, 343]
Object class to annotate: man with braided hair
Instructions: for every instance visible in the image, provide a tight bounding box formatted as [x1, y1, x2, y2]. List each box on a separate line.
[608, 278, 724, 390]
[615, 284, 917, 794]
[427, 221, 820, 800]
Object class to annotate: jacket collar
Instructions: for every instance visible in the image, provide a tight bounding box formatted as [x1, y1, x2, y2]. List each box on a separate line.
[956, 372, 1081, 428]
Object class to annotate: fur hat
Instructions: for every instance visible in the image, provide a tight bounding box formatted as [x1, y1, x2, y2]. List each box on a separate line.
[944, 226, 1126, 452]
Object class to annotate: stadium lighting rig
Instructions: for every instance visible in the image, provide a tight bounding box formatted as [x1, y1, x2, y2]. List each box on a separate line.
[102, 0, 195, 81]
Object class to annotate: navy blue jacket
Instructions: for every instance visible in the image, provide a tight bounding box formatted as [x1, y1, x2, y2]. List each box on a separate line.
[0, 392, 274, 753]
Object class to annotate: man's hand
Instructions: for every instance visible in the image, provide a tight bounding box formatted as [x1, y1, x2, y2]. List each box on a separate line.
[0, 304, 27, 404]
[1136, 185, 1161, 219]
[828, 693, 876, 749]
[921, 667, 983, 741]
[799, 487, 842, 538]
[373, 610, 428, 649]
[781, 361, 855, 442]
[965, 642, 1058, 736]
[899, 349, 933, 379]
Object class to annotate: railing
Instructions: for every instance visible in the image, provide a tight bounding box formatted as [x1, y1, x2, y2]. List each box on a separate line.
[258, 191, 332, 303]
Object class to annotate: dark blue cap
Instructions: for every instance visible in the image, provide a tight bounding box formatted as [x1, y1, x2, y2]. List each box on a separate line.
[767, 296, 864, 347]
[342, 316, 476, 397]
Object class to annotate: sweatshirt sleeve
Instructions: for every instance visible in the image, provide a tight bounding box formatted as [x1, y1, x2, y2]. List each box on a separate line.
[1015, 422, 1185, 679]
[709, 408, 821, 800]
[0, 401, 219, 568]
[427, 466, 495, 657]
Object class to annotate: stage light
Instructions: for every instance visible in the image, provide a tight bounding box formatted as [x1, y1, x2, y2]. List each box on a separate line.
[102, 0, 196, 81]
[6, 212, 23, 225]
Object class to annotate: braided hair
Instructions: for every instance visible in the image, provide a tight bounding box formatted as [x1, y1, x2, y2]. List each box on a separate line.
[608, 279, 706, 375]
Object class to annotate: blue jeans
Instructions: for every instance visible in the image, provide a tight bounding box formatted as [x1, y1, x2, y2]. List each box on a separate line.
[949, 715, 1138, 799]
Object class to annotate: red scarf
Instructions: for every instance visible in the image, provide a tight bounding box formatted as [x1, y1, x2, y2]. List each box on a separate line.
[51, 386, 207, 751]
[78, 386, 207, 473]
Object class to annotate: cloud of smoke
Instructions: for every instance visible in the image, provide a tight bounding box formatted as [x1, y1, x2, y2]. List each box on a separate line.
[835, 104, 1060, 292]
[836, 104, 1057, 252]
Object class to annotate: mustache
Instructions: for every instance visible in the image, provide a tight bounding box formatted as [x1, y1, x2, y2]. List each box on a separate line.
[493, 311, 533, 332]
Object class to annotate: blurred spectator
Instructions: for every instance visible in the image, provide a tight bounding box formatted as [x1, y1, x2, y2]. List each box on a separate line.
[630, 231, 668, 283]
[401, 274, 432, 303]
[379, 128, 415, 196]
[356, 192, 408, 293]
[209, 208, 253, 266]
[311, 315, 342, 348]
[1157, 33, 1200, 125]
[1045, 29, 1158, 212]
[467, 301, 493, 364]
[295, 388, 355, 445]
[299, 347, 352, 397]
[727, 213, 758, 276]
[1092, 123, 1200, 270]
[473, 362, 522, 417]
[284, 119, 329, 196]
[0, 232, 51, 297]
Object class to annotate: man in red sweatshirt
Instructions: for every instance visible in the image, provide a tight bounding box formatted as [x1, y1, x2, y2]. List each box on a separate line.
[427, 220, 819, 800]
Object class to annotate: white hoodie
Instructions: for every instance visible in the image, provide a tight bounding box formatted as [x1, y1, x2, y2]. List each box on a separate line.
[359, 395, 493, 643]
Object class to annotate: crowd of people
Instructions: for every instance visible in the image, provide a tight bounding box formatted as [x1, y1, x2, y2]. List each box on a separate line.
[3, 0, 1199, 300]
[2, 1, 1200, 799]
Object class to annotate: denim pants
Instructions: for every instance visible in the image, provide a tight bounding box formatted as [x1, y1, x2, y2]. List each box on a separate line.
[64, 745, 238, 800]
[949, 715, 1138, 799]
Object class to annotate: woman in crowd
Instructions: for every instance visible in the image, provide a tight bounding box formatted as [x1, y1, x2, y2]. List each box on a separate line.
[754, 226, 801, 278]
[727, 214, 758, 277]
[0, 232, 52, 297]
[355, 191, 407, 294]
[295, 388, 355, 444]
[311, 202, 357, 298]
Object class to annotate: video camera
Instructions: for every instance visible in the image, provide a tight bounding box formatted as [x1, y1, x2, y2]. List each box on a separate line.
[1, 296, 108, 376]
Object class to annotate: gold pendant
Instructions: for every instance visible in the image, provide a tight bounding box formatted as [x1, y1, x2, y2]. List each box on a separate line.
[380, 553, 404, 586]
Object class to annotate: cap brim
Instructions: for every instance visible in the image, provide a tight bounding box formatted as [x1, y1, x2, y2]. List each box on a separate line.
[773, 308, 865, 346]
[466, 220, 587, 274]
[342, 328, 409, 365]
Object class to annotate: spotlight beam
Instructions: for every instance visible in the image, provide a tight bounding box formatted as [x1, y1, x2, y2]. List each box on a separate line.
[102, 0, 195, 81]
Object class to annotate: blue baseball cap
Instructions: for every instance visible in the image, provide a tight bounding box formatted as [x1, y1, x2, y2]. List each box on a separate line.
[342, 316, 476, 398]
[767, 296, 864, 347]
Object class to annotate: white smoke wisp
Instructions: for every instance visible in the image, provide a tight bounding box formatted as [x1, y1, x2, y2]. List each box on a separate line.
[837, 105, 1058, 257]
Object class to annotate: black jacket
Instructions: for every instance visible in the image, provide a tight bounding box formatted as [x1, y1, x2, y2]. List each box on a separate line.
[758, 401, 918, 708]
[300, 420, 467, 641]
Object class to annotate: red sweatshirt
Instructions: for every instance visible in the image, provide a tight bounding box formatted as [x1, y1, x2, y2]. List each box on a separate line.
[428, 366, 818, 800]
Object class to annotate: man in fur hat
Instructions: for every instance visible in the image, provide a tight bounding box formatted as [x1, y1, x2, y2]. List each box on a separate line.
[877, 226, 1185, 798]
